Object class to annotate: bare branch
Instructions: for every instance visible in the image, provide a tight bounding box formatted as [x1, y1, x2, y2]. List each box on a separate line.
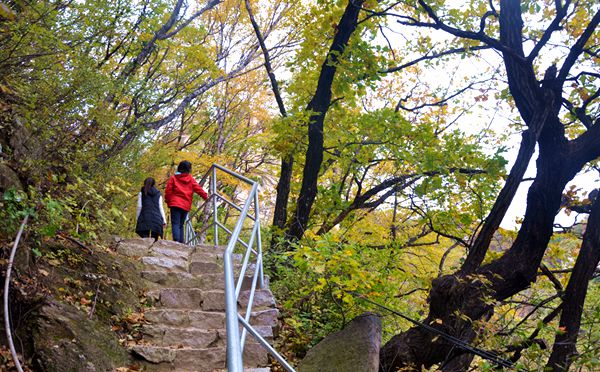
[526, 0, 571, 62]
[244, 0, 287, 117]
[557, 9, 600, 85]
[382, 45, 490, 74]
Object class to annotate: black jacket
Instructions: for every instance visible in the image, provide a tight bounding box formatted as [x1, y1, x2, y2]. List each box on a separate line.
[135, 187, 164, 237]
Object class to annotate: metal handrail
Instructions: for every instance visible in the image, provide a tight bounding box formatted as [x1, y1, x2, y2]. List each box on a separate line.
[4, 214, 29, 372]
[184, 164, 295, 372]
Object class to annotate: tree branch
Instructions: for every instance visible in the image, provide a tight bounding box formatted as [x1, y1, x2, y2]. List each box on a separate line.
[382, 46, 490, 75]
[556, 9, 600, 85]
[526, 0, 571, 62]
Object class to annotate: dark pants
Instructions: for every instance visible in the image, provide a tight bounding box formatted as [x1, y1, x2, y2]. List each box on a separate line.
[137, 230, 160, 242]
[170, 207, 188, 243]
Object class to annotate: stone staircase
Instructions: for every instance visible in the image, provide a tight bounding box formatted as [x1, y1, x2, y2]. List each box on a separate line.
[116, 238, 279, 372]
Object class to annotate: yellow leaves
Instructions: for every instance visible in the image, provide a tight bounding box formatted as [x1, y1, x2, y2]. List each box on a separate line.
[47, 259, 61, 267]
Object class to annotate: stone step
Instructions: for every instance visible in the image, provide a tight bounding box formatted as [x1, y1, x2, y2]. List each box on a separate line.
[193, 243, 226, 254]
[150, 245, 194, 260]
[144, 308, 278, 329]
[142, 271, 267, 292]
[116, 238, 155, 257]
[189, 250, 246, 262]
[142, 271, 224, 290]
[189, 260, 222, 274]
[147, 288, 275, 311]
[147, 288, 203, 309]
[126, 238, 280, 372]
[132, 343, 269, 371]
[141, 324, 274, 348]
[142, 325, 221, 348]
[145, 309, 225, 329]
[142, 256, 188, 272]
[154, 239, 197, 252]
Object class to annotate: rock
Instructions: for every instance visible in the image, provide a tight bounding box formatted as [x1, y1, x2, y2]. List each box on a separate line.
[141, 325, 220, 348]
[190, 260, 221, 274]
[141, 256, 188, 272]
[0, 162, 22, 192]
[155, 288, 203, 308]
[151, 239, 190, 251]
[298, 312, 381, 372]
[116, 238, 154, 257]
[30, 301, 131, 371]
[238, 289, 276, 309]
[131, 345, 176, 364]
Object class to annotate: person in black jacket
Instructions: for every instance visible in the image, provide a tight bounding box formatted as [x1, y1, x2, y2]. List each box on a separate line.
[135, 177, 167, 241]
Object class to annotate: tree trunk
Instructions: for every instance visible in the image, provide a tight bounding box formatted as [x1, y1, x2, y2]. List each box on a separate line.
[546, 195, 600, 371]
[380, 2, 600, 369]
[380, 135, 576, 370]
[286, 0, 365, 242]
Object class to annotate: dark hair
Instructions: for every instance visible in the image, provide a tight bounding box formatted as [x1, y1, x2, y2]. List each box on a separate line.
[177, 160, 192, 174]
[143, 177, 155, 196]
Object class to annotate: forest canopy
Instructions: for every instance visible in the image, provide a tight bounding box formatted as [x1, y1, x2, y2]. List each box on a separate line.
[1, 0, 599, 371]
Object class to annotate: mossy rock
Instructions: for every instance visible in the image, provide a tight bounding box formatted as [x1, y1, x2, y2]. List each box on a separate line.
[30, 300, 131, 371]
[0, 162, 22, 192]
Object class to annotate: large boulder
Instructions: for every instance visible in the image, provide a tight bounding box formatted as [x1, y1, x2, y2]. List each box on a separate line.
[298, 312, 382, 372]
[29, 301, 131, 371]
[0, 162, 22, 192]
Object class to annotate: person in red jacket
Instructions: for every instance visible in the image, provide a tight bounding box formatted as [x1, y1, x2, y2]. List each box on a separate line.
[164, 160, 208, 243]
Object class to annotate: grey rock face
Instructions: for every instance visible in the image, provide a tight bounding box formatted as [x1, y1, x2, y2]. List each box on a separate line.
[298, 312, 382, 372]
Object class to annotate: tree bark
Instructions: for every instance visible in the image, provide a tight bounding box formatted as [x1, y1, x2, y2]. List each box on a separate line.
[380, 1, 600, 370]
[546, 196, 600, 371]
[286, 0, 365, 242]
[243, 0, 294, 241]
[273, 155, 293, 231]
[461, 123, 542, 273]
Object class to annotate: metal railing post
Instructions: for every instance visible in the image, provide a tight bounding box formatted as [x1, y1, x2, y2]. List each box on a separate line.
[225, 182, 258, 372]
[212, 166, 218, 247]
[186, 164, 294, 372]
[254, 190, 265, 289]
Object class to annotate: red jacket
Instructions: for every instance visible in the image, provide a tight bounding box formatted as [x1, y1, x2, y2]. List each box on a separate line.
[164, 173, 208, 211]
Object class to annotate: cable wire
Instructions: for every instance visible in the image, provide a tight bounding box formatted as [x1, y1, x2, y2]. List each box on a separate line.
[347, 290, 517, 370]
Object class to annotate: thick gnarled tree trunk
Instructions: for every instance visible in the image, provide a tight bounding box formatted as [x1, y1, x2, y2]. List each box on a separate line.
[380, 1, 600, 370]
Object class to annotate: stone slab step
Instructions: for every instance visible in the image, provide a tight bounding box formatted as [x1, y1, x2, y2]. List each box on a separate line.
[142, 323, 274, 348]
[142, 271, 225, 290]
[145, 309, 225, 329]
[150, 245, 193, 260]
[141, 325, 222, 348]
[153, 239, 195, 251]
[238, 289, 276, 310]
[202, 290, 276, 311]
[189, 260, 222, 274]
[142, 256, 188, 272]
[116, 238, 155, 258]
[147, 288, 203, 309]
[193, 244, 226, 255]
[146, 289, 275, 311]
[143, 270, 269, 295]
[132, 343, 269, 371]
[144, 308, 278, 329]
